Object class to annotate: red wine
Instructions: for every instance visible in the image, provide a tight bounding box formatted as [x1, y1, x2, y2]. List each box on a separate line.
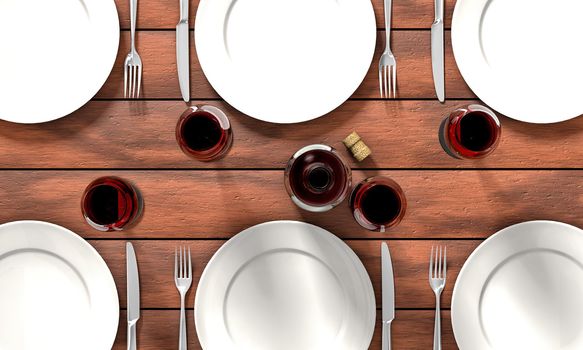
[350, 177, 406, 232]
[176, 105, 233, 161]
[284, 145, 351, 212]
[440, 105, 501, 159]
[82, 177, 142, 231]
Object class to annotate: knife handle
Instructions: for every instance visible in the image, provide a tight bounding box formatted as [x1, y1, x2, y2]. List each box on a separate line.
[382, 320, 392, 350]
[127, 321, 137, 350]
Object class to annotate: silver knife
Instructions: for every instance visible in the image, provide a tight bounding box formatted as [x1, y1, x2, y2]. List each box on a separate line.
[431, 0, 445, 103]
[127, 242, 140, 350]
[176, 0, 190, 102]
[382, 242, 395, 350]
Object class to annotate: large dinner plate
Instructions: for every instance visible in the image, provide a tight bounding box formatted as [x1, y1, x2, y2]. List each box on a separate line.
[0, 0, 119, 123]
[452, 221, 583, 350]
[195, 0, 376, 124]
[452, 0, 583, 123]
[0, 221, 119, 350]
[195, 221, 376, 350]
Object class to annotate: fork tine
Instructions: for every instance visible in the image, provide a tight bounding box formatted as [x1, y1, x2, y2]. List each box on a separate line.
[391, 65, 397, 99]
[438, 246, 442, 278]
[385, 65, 389, 100]
[434, 244, 438, 278]
[133, 66, 138, 99]
[429, 246, 434, 278]
[179, 245, 183, 278]
[137, 65, 142, 98]
[124, 64, 128, 98]
[188, 247, 192, 279]
[379, 68, 384, 98]
[128, 64, 133, 99]
[174, 247, 178, 280]
[183, 246, 187, 279]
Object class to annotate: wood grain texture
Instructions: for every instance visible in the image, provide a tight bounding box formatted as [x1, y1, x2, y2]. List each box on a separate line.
[94, 30, 473, 99]
[112, 310, 457, 350]
[113, 0, 457, 30]
[2, 100, 583, 169]
[91, 239, 476, 309]
[1, 170, 581, 239]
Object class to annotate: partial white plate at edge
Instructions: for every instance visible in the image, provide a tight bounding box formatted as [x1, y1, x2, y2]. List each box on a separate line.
[452, 220, 583, 350]
[0, 221, 119, 350]
[195, 221, 376, 350]
[452, 0, 583, 123]
[195, 0, 376, 124]
[0, 0, 119, 123]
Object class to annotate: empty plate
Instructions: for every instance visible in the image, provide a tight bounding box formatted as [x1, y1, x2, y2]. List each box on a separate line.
[452, 221, 583, 350]
[0, 221, 119, 350]
[452, 0, 583, 123]
[195, 221, 375, 350]
[195, 0, 376, 123]
[0, 0, 119, 123]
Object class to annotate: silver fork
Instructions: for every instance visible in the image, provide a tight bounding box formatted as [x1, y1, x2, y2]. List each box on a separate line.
[124, 0, 142, 98]
[429, 246, 446, 350]
[379, 0, 397, 99]
[175, 246, 192, 350]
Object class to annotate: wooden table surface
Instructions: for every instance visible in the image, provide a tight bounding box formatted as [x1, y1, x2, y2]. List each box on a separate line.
[1, 0, 579, 349]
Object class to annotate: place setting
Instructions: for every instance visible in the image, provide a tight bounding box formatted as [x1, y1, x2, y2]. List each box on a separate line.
[2, 0, 583, 349]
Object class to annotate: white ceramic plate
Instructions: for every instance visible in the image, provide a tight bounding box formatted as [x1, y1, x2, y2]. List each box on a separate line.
[452, 221, 583, 350]
[0, 0, 119, 123]
[0, 221, 119, 350]
[195, 221, 375, 350]
[195, 0, 376, 124]
[451, 0, 583, 123]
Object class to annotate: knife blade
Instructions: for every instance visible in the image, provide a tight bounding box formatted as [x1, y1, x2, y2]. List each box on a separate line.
[431, 0, 445, 103]
[176, 0, 190, 102]
[126, 242, 140, 350]
[381, 242, 394, 350]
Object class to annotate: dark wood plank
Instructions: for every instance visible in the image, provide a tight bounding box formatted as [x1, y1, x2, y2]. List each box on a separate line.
[113, 310, 458, 349]
[114, 0, 457, 30]
[2, 100, 582, 169]
[92, 239, 476, 309]
[0, 170, 581, 239]
[95, 30, 473, 99]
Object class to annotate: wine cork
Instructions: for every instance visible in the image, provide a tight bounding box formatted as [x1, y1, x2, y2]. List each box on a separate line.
[343, 132, 371, 162]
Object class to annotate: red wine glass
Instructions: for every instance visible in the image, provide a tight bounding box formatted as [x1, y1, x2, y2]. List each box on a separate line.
[439, 104, 501, 159]
[81, 176, 143, 232]
[176, 105, 233, 161]
[350, 176, 406, 232]
[284, 144, 352, 212]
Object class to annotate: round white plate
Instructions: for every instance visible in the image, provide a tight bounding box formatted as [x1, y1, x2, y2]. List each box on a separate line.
[452, 221, 583, 350]
[452, 0, 583, 123]
[195, 0, 376, 124]
[195, 221, 376, 350]
[0, 221, 119, 350]
[0, 0, 119, 123]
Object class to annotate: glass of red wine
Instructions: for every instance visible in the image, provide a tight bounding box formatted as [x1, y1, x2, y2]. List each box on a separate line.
[439, 104, 501, 159]
[176, 105, 233, 161]
[284, 144, 352, 212]
[350, 176, 406, 232]
[81, 176, 143, 232]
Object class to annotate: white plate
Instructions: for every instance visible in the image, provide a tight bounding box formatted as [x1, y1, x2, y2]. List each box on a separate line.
[195, 0, 376, 124]
[451, 0, 583, 123]
[0, 221, 119, 350]
[452, 221, 583, 350]
[195, 221, 375, 350]
[0, 0, 119, 123]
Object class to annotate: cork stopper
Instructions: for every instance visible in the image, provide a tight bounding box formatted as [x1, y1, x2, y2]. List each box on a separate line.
[343, 132, 371, 162]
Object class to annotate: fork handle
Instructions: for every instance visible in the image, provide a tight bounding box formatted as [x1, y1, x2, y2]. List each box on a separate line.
[382, 320, 391, 350]
[433, 293, 442, 350]
[130, 0, 138, 52]
[383, 0, 393, 45]
[179, 294, 187, 350]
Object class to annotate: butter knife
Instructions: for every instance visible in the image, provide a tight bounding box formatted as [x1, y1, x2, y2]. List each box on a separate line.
[431, 0, 445, 103]
[127, 242, 140, 350]
[176, 0, 190, 102]
[382, 242, 395, 350]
